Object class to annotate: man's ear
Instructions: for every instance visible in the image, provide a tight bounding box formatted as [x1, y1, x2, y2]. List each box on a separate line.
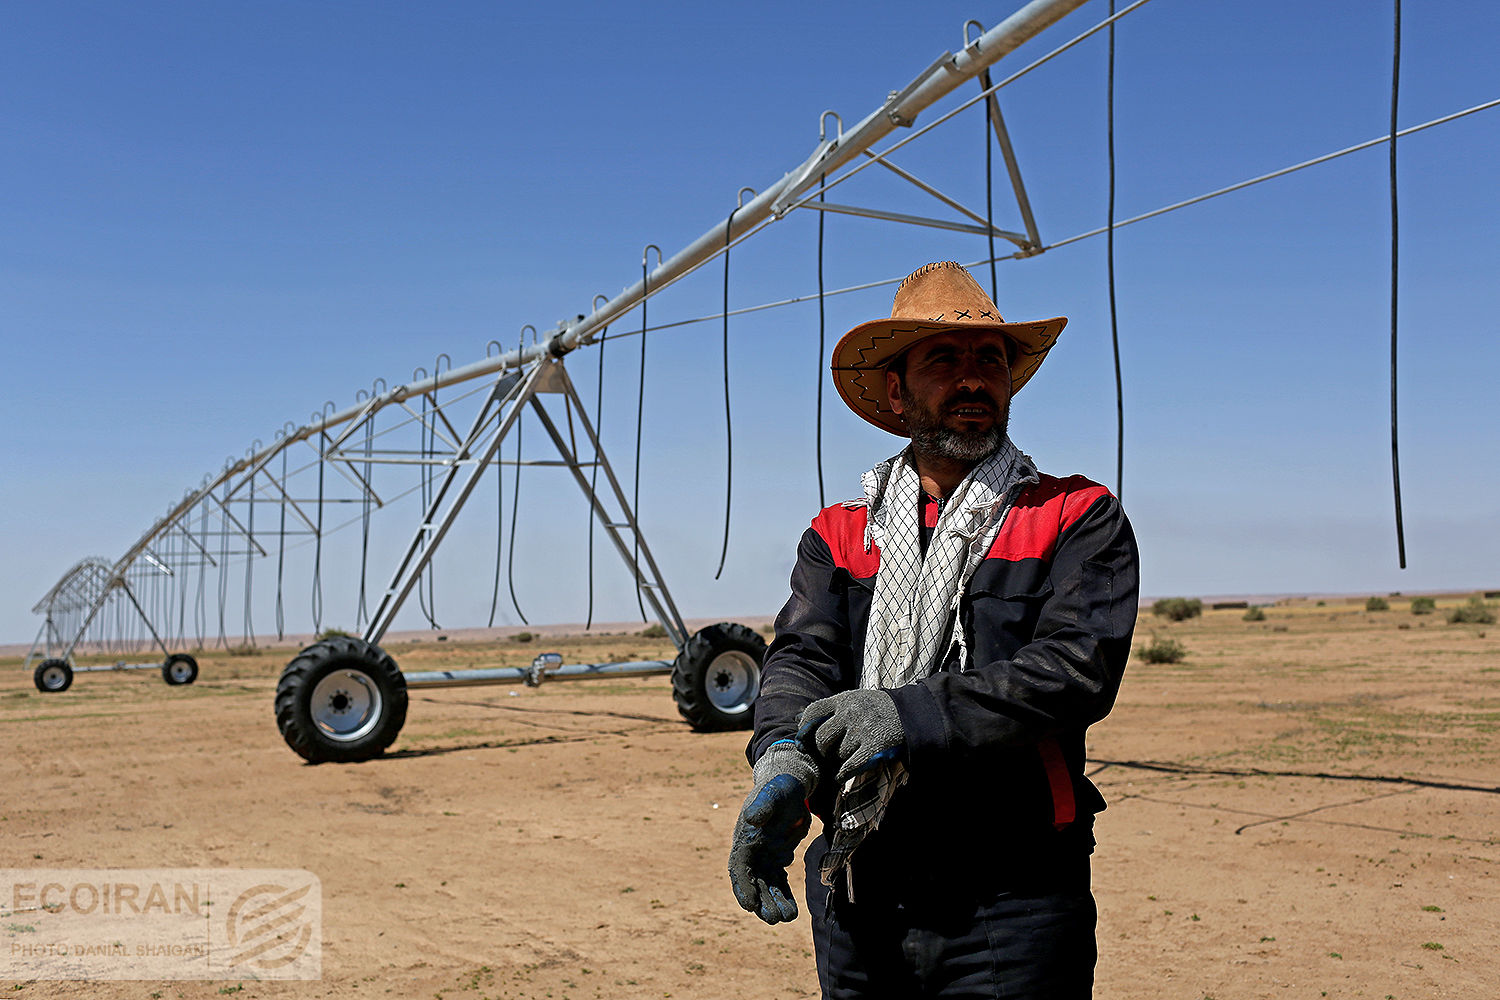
[885, 369, 904, 415]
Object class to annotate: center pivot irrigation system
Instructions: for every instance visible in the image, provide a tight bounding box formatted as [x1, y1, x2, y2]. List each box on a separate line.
[27, 0, 1484, 761]
[25, 0, 1096, 761]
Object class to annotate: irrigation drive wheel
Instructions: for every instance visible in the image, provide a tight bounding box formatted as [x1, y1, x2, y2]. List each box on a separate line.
[671, 622, 766, 732]
[274, 636, 408, 763]
[161, 653, 199, 686]
[33, 659, 73, 693]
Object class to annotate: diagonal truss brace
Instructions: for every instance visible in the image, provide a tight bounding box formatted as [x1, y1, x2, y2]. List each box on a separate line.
[363, 357, 688, 650]
[800, 105, 1042, 252]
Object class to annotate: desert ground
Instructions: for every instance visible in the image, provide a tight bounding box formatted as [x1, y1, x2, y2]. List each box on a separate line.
[2, 594, 1497, 999]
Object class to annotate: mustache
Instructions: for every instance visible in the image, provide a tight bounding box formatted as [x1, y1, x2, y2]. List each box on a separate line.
[944, 389, 999, 409]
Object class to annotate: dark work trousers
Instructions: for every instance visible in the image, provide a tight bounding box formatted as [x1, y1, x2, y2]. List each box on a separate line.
[803, 837, 1097, 999]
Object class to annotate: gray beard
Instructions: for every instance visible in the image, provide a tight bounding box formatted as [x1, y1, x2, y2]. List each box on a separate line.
[904, 406, 1007, 463]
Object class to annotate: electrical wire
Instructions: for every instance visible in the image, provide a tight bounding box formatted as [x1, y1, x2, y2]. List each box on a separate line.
[358, 410, 373, 629]
[815, 172, 827, 509]
[1107, 0, 1125, 501]
[242, 471, 255, 646]
[275, 447, 287, 640]
[311, 432, 326, 634]
[1389, 0, 1407, 568]
[631, 255, 652, 621]
[488, 413, 506, 628]
[713, 207, 738, 580]
[507, 354, 529, 626]
[981, 70, 998, 303]
[585, 322, 609, 631]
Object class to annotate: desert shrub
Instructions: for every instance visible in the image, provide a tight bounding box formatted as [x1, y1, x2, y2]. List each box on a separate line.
[511, 631, 534, 643]
[1365, 596, 1389, 612]
[1243, 606, 1266, 622]
[1139, 635, 1186, 664]
[1410, 596, 1437, 615]
[639, 623, 667, 639]
[1151, 597, 1202, 622]
[1447, 597, 1497, 625]
[317, 627, 353, 640]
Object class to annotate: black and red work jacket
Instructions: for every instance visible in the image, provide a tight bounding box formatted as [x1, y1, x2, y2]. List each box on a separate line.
[750, 472, 1139, 899]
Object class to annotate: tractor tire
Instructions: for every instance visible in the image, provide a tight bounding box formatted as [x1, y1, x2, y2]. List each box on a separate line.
[34, 659, 73, 693]
[274, 636, 408, 763]
[161, 653, 199, 686]
[671, 622, 765, 732]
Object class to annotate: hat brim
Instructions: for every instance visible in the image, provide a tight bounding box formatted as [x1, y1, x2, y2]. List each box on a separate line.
[831, 316, 1067, 436]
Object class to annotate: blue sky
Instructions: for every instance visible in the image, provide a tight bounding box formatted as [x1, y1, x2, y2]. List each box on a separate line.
[4, 0, 1498, 645]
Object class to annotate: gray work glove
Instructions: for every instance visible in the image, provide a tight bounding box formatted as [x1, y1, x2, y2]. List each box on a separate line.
[796, 689, 905, 786]
[728, 741, 819, 924]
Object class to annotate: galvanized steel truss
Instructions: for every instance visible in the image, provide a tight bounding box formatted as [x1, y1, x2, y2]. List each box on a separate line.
[27, 0, 1096, 671]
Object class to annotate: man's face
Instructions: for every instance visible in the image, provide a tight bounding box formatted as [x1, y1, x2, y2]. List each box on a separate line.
[885, 330, 1012, 463]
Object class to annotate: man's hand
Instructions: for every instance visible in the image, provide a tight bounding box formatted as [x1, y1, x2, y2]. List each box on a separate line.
[796, 689, 905, 785]
[728, 742, 818, 924]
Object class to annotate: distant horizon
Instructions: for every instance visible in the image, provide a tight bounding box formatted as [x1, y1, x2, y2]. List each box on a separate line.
[10, 584, 1496, 658]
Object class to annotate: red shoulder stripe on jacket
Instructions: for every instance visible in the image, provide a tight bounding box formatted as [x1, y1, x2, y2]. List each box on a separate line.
[985, 474, 1111, 563]
[811, 504, 880, 579]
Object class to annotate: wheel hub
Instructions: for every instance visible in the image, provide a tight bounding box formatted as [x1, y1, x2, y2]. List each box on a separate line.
[309, 669, 383, 742]
[704, 651, 758, 715]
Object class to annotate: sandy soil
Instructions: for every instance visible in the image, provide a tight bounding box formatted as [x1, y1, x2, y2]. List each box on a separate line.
[2, 596, 1497, 999]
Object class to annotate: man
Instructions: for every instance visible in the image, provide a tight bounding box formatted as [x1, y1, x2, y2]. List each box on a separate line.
[728, 261, 1139, 998]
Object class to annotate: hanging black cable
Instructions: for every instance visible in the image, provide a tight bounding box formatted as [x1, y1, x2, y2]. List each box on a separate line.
[195, 499, 207, 648]
[506, 400, 528, 625]
[631, 254, 652, 621]
[242, 472, 255, 647]
[275, 447, 287, 640]
[1389, 0, 1406, 567]
[982, 74, 999, 303]
[507, 340, 529, 625]
[173, 525, 186, 646]
[415, 381, 438, 628]
[488, 420, 505, 628]
[1107, 0, 1125, 501]
[311, 431, 326, 634]
[424, 357, 449, 626]
[816, 173, 827, 509]
[585, 321, 609, 631]
[216, 484, 230, 650]
[714, 207, 739, 579]
[358, 410, 373, 629]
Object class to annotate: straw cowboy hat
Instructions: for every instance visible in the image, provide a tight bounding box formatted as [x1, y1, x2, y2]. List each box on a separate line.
[831, 261, 1067, 436]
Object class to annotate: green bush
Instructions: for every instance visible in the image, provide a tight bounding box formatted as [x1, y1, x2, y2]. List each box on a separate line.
[1140, 635, 1186, 664]
[1243, 606, 1266, 622]
[639, 623, 668, 639]
[1447, 597, 1497, 625]
[1151, 597, 1203, 622]
[317, 627, 353, 640]
[1410, 596, 1437, 615]
[1365, 596, 1389, 612]
[511, 631, 534, 643]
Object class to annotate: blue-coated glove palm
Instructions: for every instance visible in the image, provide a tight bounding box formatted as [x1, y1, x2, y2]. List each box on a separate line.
[796, 688, 904, 785]
[728, 744, 818, 924]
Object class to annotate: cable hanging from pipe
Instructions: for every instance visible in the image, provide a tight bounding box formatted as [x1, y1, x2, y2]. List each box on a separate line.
[1389, 0, 1406, 567]
[1107, 0, 1125, 501]
[714, 201, 744, 580]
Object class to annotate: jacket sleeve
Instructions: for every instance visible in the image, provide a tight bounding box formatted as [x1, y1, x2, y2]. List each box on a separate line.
[746, 525, 857, 765]
[886, 492, 1139, 769]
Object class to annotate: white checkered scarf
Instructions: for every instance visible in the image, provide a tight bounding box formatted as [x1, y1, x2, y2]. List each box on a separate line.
[820, 437, 1037, 892]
